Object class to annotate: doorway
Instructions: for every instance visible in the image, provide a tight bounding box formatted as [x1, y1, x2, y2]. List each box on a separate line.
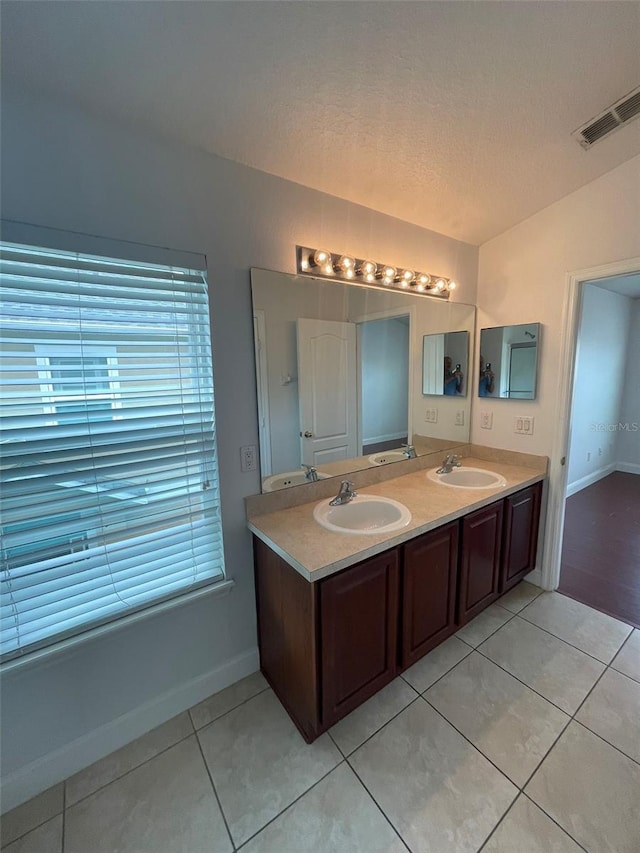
[547, 263, 640, 628]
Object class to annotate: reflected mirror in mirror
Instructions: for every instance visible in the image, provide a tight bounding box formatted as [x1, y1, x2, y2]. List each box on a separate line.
[422, 331, 469, 396]
[478, 323, 540, 399]
[251, 269, 475, 492]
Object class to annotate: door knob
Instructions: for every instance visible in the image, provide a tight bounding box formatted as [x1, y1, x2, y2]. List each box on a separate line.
[302, 430, 313, 438]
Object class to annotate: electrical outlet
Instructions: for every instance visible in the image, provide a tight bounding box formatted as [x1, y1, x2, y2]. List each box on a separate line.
[455, 410, 464, 426]
[480, 411, 493, 429]
[240, 444, 257, 473]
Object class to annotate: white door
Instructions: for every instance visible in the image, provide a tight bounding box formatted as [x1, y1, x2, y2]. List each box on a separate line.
[297, 319, 358, 466]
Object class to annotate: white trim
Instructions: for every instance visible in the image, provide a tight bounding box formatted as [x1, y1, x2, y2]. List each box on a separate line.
[524, 568, 542, 588]
[0, 644, 258, 813]
[616, 461, 640, 475]
[543, 256, 640, 591]
[565, 463, 616, 497]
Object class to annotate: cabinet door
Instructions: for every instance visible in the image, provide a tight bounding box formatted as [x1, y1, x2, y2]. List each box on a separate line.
[320, 550, 398, 728]
[458, 501, 503, 625]
[500, 482, 542, 593]
[401, 522, 459, 670]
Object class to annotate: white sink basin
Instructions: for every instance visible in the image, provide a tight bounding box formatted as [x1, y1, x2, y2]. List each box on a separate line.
[262, 470, 330, 492]
[368, 450, 407, 465]
[313, 495, 411, 535]
[427, 466, 507, 489]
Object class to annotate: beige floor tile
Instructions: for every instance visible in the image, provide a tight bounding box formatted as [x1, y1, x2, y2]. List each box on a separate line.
[0, 815, 62, 853]
[350, 698, 517, 853]
[241, 763, 406, 853]
[65, 736, 232, 853]
[330, 677, 416, 756]
[189, 670, 268, 730]
[455, 603, 513, 647]
[611, 628, 640, 682]
[426, 652, 569, 786]
[65, 711, 193, 806]
[0, 785, 63, 848]
[479, 616, 605, 714]
[197, 688, 341, 846]
[520, 592, 632, 663]
[483, 796, 582, 852]
[526, 721, 640, 853]
[498, 581, 542, 614]
[402, 635, 472, 693]
[576, 668, 640, 762]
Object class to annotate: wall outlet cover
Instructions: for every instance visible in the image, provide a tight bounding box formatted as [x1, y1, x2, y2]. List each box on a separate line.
[480, 411, 493, 429]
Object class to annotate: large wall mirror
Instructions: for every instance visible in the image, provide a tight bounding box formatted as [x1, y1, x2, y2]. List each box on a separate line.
[251, 269, 475, 492]
[478, 323, 540, 399]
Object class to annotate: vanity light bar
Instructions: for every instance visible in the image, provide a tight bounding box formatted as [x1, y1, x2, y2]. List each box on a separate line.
[296, 246, 457, 298]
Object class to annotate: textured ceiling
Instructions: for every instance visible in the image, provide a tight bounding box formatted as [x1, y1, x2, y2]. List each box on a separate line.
[2, 1, 639, 245]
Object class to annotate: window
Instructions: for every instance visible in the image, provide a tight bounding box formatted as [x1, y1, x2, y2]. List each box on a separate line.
[0, 241, 225, 660]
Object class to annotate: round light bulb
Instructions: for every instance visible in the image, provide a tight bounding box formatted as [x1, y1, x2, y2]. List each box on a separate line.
[402, 269, 415, 283]
[323, 264, 333, 275]
[435, 279, 445, 291]
[301, 259, 309, 270]
[399, 279, 410, 288]
[360, 260, 377, 277]
[417, 274, 431, 287]
[383, 266, 396, 280]
[338, 255, 355, 271]
[313, 249, 331, 267]
[448, 280, 457, 290]
[346, 268, 354, 279]
[416, 282, 425, 292]
[365, 272, 375, 282]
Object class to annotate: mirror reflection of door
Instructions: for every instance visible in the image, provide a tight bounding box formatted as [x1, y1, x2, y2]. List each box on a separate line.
[296, 319, 358, 466]
[359, 316, 409, 454]
[508, 343, 536, 398]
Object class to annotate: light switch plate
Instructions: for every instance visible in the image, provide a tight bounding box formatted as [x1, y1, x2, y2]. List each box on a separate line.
[455, 410, 464, 426]
[514, 416, 534, 435]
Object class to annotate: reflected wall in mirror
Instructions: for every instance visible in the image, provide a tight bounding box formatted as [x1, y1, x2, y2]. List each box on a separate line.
[478, 323, 540, 399]
[251, 269, 475, 492]
[422, 331, 469, 396]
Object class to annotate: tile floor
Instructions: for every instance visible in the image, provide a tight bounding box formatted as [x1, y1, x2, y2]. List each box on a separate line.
[3, 585, 640, 853]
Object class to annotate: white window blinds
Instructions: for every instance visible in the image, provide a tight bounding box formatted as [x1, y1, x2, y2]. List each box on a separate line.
[0, 241, 224, 660]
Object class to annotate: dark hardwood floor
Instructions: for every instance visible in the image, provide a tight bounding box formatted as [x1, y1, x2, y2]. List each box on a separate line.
[559, 472, 640, 629]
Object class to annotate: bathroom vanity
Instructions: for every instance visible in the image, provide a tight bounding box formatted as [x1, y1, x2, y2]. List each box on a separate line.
[248, 457, 543, 742]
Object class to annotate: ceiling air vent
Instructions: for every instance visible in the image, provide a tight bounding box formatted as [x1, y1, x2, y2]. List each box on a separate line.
[573, 85, 640, 150]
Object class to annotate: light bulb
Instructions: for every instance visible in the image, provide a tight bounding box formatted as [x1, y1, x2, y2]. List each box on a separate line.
[399, 279, 410, 288]
[359, 260, 377, 277]
[417, 274, 431, 288]
[379, 265, 396, 281]
[313, 249, 331, 267]
[402, 269, 415, 283]
[323, 263, 333, 275]
[448, 280, 457, 290]
[416, 282, 426, 292]
[435, 279, 445, 291]
[337, 255, 355, 272]
[346, 268, 354, 279]
[301, 259, 309, 270]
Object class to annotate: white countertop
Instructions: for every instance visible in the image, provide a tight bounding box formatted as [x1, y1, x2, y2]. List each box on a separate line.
[248, 456, 545, 582]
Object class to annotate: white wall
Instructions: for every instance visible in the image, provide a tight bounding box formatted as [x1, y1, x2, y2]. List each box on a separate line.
[567, 285, 632, 493]
[0, 88, 478, 808]
[475, 154, 640, 457]
[617, 299, 640, 473]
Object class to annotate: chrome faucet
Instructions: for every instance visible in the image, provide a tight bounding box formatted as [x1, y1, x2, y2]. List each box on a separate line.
[436, 453, 462, 474]
[329, 480, 357, 506]
[402, 444, 417, 459]
[301, 464, 318, 482]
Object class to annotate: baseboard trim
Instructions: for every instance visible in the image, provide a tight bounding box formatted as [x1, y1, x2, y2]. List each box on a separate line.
[565, 463, 615, 497]
[1, 646, 259, 813]
[616, 462, 640, 475]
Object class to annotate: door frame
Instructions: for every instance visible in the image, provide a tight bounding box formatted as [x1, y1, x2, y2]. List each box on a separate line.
[351, 305, 415, 454]
[542, 255, 640, 590]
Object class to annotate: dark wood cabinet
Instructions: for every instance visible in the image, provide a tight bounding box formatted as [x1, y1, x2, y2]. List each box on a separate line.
[253, 480, 543, 742]
[401, 522, 458, 669]
[321, 550, 398, 727]
[458, 501, 504, 625]
[500, 482, 542, 593]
